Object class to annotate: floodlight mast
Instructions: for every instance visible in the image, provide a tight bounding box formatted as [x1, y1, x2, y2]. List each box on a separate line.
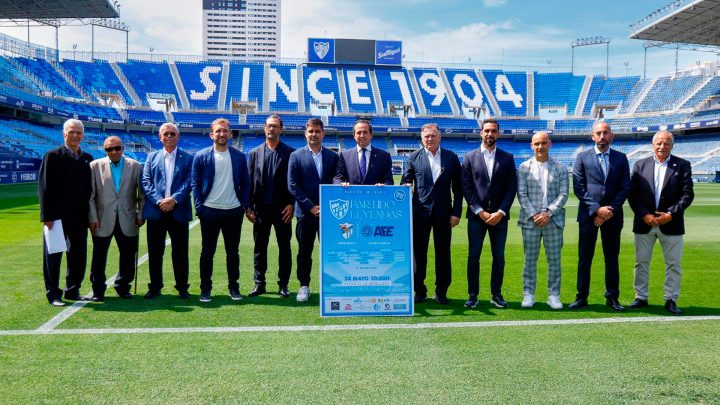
[571, 36, 611, 77]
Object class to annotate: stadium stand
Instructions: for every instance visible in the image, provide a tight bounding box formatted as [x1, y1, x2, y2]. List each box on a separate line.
[14, 57, 82, 99]
[582, 75, 640, 115]
[303, 66, 341, 113]
[118, 60, 182, 107]
[175, 61, 224, 111]
[635, 75, 704, 113]
[268, 63, 300, 112]
[482, 70, 527, 116]
[374, 67, 419, 115]
[342, 68, 377, 114]
[443, 68, 495, 116]
[0, 56, 44, 94]
[681, 76, 720, 110]
[225, 62, 265, 111]
[533, 72, 584, 115]
[411, 68, 454, 116]
[60, 60, 132, 104]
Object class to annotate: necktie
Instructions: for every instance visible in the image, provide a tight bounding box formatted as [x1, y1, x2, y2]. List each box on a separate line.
[599, 153, 607, 179]
[359, 148, 367, 179]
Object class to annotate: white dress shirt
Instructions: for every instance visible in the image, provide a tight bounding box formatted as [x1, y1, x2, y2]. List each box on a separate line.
[424, 147, 442, 183]
[163, 147, 177, 199]
[654, 155, 669, 210]
[481, 144, 496, 180]
[310, 146, 323, 178]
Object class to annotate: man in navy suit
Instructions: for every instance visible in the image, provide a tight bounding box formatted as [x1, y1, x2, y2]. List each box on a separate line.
[461, 118, 517, 309]
[570, 121, 631, 311]
[333, 120, 393, 186]
[246, 115, 295, 298]
[287, 118, 339, 302]
[191, 118, 250, 303]
[402, 123, 462, 304]
[142, 123, 193, 299]
[628, 131, 694, 315]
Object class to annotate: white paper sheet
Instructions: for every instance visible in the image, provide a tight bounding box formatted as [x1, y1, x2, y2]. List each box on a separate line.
[44, 220, 68, 254]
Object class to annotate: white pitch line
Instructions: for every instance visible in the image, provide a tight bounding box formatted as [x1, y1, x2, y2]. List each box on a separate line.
[35, 219, 200, 333]
[5, 315, 717, 337]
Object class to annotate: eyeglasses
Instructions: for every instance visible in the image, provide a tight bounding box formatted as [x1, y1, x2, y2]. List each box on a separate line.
[104, 146, 122, 152]
[161, 132, 177, 138]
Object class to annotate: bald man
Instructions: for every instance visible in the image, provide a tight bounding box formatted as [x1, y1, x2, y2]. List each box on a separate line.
[87, 136, 145, 301]
[516, 132, 568, 309]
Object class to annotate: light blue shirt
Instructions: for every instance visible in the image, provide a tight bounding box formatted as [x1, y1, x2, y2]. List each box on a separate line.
[110, 156, 124, 193]
[310, 146, 323, 178]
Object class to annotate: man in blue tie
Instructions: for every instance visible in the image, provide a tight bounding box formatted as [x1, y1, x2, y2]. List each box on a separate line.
[333, 120, 393, 186]
[570, 121, 631, 311]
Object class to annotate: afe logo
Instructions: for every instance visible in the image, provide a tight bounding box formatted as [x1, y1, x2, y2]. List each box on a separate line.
[363, 226, 395, 237]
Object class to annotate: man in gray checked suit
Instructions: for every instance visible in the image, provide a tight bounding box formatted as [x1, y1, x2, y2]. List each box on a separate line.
[516, 131, 568, 309]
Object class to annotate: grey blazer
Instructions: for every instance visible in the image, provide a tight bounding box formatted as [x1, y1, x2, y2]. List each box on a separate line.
[516, 156, 568, 229]
[89, 156, 145, 237]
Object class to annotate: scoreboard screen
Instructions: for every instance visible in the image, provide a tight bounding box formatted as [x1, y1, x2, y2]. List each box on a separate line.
[308, 38, 402, 66]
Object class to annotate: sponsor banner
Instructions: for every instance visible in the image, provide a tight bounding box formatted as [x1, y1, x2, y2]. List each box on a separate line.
[0, 170, 39, 184]
[319, 185, 413, 317]
[308, 38, 335, 64]
[0, 157, 40, 172]
[375, 40, 402, 66]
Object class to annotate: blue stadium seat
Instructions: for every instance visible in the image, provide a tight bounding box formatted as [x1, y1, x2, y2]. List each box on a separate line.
[303, 66, 341, 112]
[411, 68, 453, 116]
[636, 75, 704, 113]
[342, 67, 377, 114]
[176, 61, 224, 111]
[268, 63, 300, 112]
[375, 67, 419, 114]
[482, 70, 526, 116]
[60, 60, 132, 104]
[226, 62, 265, 111]
[443, 68, 495, 116]
[118, 60, 181, 107]
[533, 72, 585, 115]
[15, 57, 82, 99]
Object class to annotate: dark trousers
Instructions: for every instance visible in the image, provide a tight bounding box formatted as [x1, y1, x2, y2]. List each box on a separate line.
[90, 218, 137, 296]
[146, 213, 190, 293]
[576, 217, 622, 300]
[199, 206, 243, 292]
[295, 216, 319, 287]
[466, 216, 508, 296]
[252, 206, 292, 287]
[42, 220, 87, 302]
[413, 209, 453, 297]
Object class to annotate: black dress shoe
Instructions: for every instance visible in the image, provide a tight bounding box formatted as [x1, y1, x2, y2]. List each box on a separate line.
[665, 300, 682, 315]
[433, 293, 449, 305]
[50, 299, 66, 307]
[414, 294, 427, 304]
[64, 293, 82, 301]
[628, 298, 648, 309]
[249, 284, 266, 297]
[178, 290, 190, 299]
[83, 294, 104, 302]
[464, 295, 479, 308]
[569, 298, 589, 310]
[118, 292, 133, 299]
[278, 286, 290, 298]
[606, 298, 625, 311]
[144, 290, 161, 299]
[490, 294, 508, 308]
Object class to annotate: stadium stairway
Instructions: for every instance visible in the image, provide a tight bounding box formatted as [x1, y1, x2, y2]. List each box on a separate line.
[369, 69, 384, 113]
[297, 64, 306, 113]
[51, 62, 90, 100]
[675, 74, 715, 112]
[624, 78, 656, 115]
[336, 67, 349, 113]
[110, 62, 142, 106]
[168, 61, 190, 110]
[218, 62, 230, 111]
[475, 70, 501, 116]
[574, 75, 593, 116]
[526, 72, 535, 117]
[406, 68, 427, 115]
[262, 63, 270, 111]
[5, 57, 51, 95]
[438, 68, 461, 116]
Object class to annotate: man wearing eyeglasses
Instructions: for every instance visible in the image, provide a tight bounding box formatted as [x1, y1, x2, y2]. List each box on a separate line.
[141, 123, 193, 299]
[87, 135, 145, 301]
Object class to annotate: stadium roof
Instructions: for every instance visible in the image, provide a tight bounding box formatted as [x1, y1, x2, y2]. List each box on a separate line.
[630, 0, 720, 47]
[0, 0, 120, 20]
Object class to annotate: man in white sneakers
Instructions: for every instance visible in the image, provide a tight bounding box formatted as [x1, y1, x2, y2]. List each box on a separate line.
[516, 131, 568, 309]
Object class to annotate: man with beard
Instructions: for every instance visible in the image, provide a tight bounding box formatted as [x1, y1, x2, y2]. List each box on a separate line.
[461, 118, 517, 309]
[570, 121, 630, 311]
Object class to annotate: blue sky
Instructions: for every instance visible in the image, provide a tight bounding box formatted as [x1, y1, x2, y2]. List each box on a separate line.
[0, 0, 713, 77]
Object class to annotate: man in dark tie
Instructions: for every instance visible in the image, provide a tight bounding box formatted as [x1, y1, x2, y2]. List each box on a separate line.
[628, 130, 694, 315]
[402, 123, 462, 304]
[288, 118, 339, 302]
[38, 119, 93, 306]
[461, 118, 517, 309]
[333, 120, 393, 186]
[192, 118, 250, 303]
[142, 123, 193, 299]
[246, 115, 295, 298]
[570, 121, 631, 311]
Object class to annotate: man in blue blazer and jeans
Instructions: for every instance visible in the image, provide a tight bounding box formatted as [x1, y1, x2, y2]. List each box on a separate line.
[402, 123, 462, 304]
[570, 121, 631, 311]
[192, 118, 250, 303]
[142, 123, 193, 299]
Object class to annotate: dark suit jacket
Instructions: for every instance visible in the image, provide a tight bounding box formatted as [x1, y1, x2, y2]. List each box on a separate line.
[628, 155, 694, 235]
[572, 147, 631, 223]
[247, 141, 295, 211]
[142, 147, 193, 222]
[401, 148, 462, 219]
[333, 145, 394, 185]
[288, 146, 339, 219]
[461, 147, 517, 220]
[191, 145, 250, 215]
[38, 145, 93, 223]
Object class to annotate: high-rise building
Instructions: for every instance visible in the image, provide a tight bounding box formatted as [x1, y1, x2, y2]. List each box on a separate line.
[202, 0, 281, 60]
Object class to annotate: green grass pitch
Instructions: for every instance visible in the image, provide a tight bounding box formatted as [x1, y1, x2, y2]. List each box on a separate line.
[0, 181, 719, 403]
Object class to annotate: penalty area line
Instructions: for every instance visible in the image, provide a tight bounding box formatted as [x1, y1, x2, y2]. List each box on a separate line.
[34, 219, 200, 333]
[4, 315, 718, 337]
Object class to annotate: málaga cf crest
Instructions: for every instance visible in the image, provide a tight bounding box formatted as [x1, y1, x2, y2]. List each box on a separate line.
[329, 199, 349, 220]
[314, 41, 330, 59]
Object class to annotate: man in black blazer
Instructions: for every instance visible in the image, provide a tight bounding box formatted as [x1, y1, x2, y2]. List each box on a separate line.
[570, 121, 631, 311]
[333, 120, 393, 186]
[402, 123, 462, 304]
[461, 118, 517, 309]
[246, 115, 295, 297]
[38, 119, 94, 306]
[287, 118, 339, 302]
[628, 131, 694, 314]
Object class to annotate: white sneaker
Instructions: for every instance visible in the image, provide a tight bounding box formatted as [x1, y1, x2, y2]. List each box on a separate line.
[547, 295, 563, 310]
[296, 286, 309, 302]
[521, 293, 535, 308]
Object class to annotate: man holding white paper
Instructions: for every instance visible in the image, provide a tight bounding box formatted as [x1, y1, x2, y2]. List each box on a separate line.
[38, 119, 94, 306]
